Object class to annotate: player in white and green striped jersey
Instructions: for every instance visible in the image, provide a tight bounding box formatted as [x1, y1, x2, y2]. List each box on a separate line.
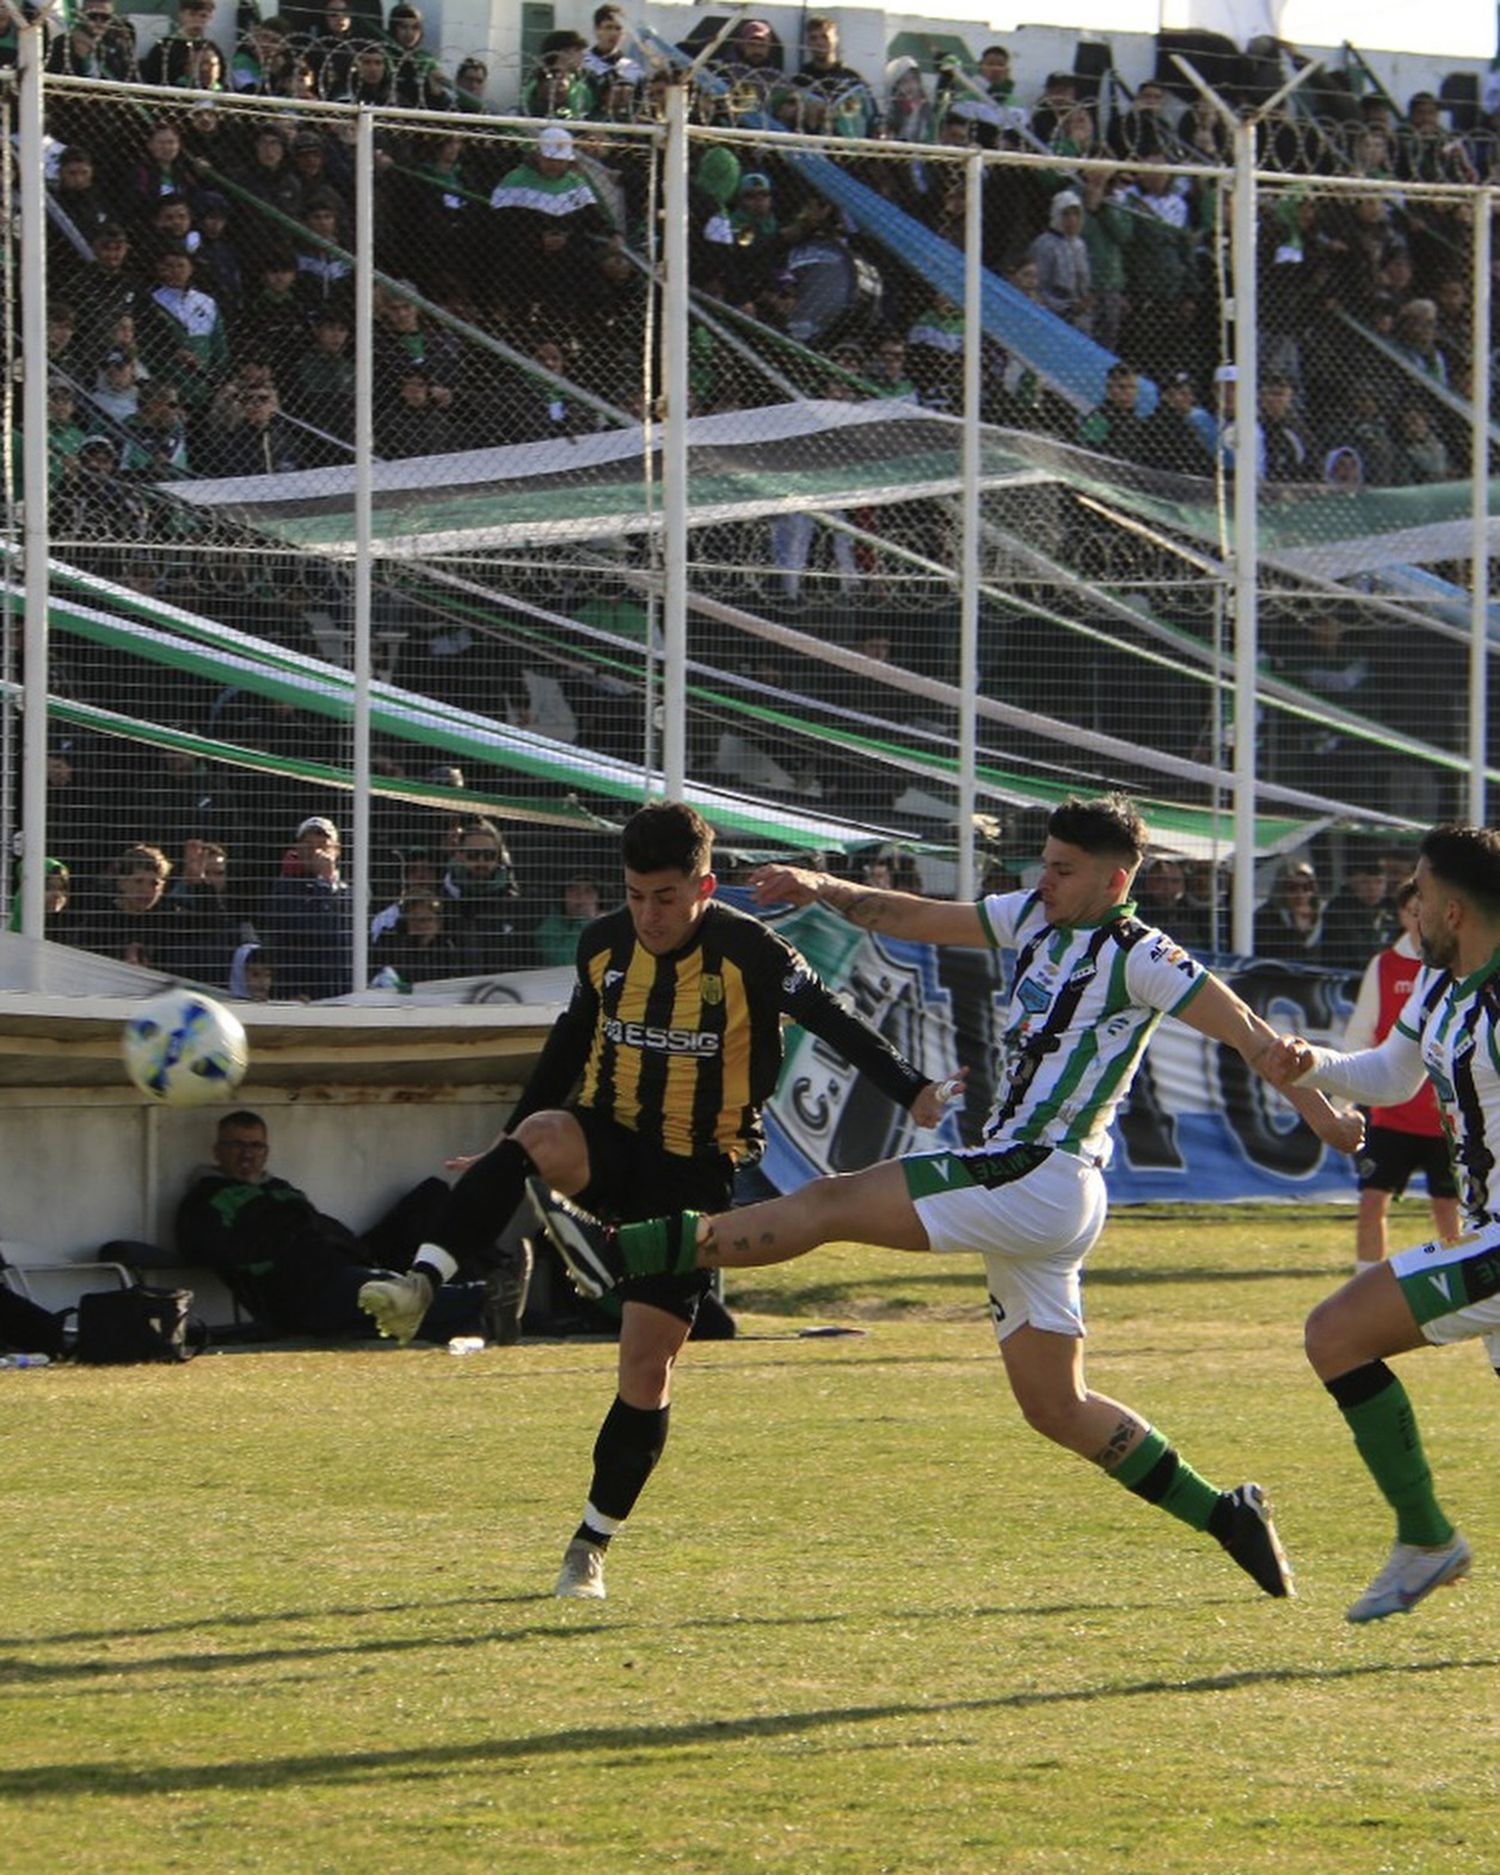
[530, 795, 1363, 1601]
[1268, 822, 1500, 1622]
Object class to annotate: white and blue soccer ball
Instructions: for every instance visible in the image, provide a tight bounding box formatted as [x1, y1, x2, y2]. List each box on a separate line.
[122, 989, 250, 1106]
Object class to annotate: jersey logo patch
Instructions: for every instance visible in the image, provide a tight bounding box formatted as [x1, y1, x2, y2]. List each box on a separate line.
[782, 969, 810, 995]
[1067, 961, 1097, 986]
[701, 973, 724, 1006]
[603, 969, 624, 988]
[1429, 1271, 1452, 1302]
[1017, 977, 1052, 1014]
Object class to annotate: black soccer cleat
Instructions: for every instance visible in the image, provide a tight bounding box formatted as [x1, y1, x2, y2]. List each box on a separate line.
[1216, 1482, 1295, 1599]
[483, 1237, 534, 1345]
[525, 1181, 623, 1298]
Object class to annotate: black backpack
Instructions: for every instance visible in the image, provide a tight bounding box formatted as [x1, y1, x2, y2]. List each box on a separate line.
[72, 1285, 207, 1365]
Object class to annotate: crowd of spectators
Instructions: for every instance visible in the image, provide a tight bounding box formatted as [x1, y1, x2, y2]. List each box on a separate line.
[11, 13, 1491, 988]
[31, 9, 1492, 486]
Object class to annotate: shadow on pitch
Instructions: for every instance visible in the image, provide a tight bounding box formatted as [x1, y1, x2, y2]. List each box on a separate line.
[0, 1593, 538, 1651]
[0, 1653, 1491, 1798]
[0, 1603, 847, 1690]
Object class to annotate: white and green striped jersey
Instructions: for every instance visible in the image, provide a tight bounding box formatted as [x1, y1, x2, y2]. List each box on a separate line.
[977, 890, 1208, 1165]
[1303, 956, 1500, 1224]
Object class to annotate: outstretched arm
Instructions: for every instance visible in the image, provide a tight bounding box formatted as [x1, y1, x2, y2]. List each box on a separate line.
[1175, 974, 1364, 1154]
[1261, 1024, 1428, 1111]
[750, 864, 989, 947]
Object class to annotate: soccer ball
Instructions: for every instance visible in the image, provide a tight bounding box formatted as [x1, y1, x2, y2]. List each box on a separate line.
[122, 989, 250, 1106]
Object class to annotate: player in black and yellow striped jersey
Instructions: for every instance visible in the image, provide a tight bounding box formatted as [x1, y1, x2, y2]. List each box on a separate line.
[359, 801, 951, 1600]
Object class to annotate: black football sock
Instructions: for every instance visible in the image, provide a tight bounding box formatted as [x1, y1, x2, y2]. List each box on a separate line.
[432, 1136, 539, 1274]
[575, 1396, 670, 1548]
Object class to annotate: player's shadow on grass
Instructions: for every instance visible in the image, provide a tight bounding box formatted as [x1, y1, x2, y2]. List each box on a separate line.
[0, 1593, 538, 1651]
[0, 1655, 1492, 1798]
[0, 1606, 845, 1688]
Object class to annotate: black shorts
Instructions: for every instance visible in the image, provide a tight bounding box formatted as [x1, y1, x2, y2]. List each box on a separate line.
[571, 1107, 737, 1325]
[1356, 1124, 1459, 1201]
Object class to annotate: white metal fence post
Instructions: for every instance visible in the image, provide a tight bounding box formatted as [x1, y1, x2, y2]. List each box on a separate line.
[1469, 191, 1493, 827]
[662, 82, 690, 801]
[17, 22, 49, 973]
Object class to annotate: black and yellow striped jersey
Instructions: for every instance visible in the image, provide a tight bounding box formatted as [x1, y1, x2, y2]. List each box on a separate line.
[511, 898, 929, 1163]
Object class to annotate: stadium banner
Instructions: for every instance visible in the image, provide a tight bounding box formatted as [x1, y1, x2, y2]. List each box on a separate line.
[748, 897, 1362, 1207]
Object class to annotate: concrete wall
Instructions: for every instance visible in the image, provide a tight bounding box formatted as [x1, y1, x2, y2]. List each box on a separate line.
[0, 1081, 516, 1259]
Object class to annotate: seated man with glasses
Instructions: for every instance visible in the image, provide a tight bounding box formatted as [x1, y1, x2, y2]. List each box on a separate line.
[177, 1110, 497, 1343]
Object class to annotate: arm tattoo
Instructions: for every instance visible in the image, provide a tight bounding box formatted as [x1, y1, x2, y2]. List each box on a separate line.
[817, 877, 897, 931]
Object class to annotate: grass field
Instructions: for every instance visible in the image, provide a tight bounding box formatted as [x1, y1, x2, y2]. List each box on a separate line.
[4, 1202, 1498, 1875]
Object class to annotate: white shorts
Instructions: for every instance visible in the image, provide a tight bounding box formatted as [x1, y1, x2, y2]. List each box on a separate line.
[1390, 1223, 1500, 1367]
[903, 1143, 1107, 1344]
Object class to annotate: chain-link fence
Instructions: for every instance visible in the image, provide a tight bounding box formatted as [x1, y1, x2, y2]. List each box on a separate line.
[4, 43, 1497, 995]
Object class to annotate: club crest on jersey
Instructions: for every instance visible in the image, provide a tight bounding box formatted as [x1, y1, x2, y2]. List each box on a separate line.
[700, 973, 724, 1006]
[1017, 977, 1052, 1014]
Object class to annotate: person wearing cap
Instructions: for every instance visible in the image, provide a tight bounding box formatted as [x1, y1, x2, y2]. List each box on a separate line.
[1029, 187, 1093, 333]
[1259, 371, 1313, 482]
[58, 224, 139, 368]
[489, 124, 614, 251]
[523, 27, 591, 119]
[1137, 369, 1214, 475]
[726, 170, 792, 301]
[263, 815, 353, 1000]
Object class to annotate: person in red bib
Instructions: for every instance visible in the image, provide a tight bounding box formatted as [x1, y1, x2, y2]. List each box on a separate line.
[1343, 875, 1461, 1272]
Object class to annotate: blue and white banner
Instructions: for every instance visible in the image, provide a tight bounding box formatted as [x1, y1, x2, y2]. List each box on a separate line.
[750, 895, 1363, 1206]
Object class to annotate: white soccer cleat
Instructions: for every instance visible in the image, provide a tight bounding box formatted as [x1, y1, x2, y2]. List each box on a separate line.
[357, 1269, 434, 1345]
[554, 1537, 607, 1601]
[1346, 1532, 1472, 1624]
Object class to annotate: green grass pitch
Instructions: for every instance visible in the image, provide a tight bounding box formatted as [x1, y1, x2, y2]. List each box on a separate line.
[3, 1202, 1497, 1874]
